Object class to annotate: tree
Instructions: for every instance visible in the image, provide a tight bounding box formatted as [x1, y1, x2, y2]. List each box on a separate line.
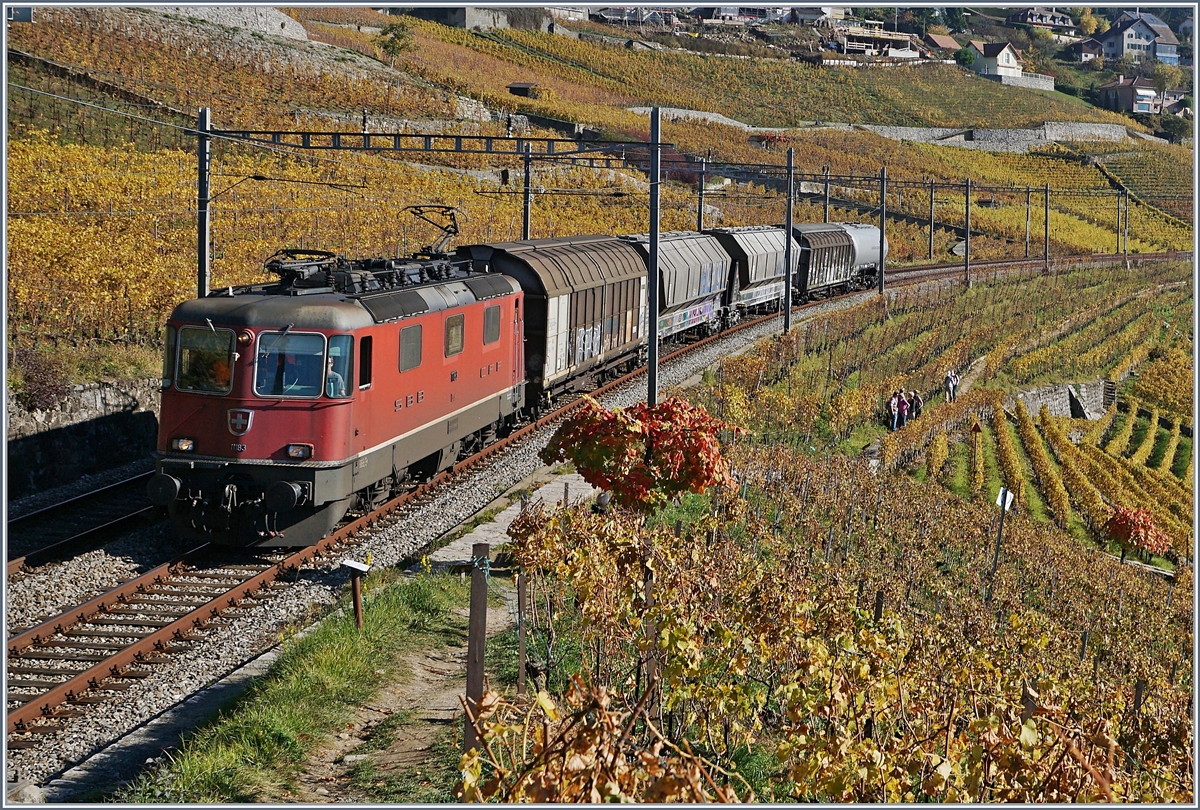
[539, 396, 742, 513]
[1159, 114, 1191, 142]
[912, 8, 938, 36]
[943, 7, 968, 32]
[1151, 62, 1184, 97]
[1105, 505, 1171, 562]
[1078, 8, 1099, 36]
[955, 47, 976, 67]
[375, 20, 412, 68]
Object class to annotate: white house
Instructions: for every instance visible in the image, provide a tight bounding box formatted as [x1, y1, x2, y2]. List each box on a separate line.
[967, 41, 1023, 78]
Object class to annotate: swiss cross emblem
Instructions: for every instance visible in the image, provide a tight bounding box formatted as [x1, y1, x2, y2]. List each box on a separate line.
[228, 409, 254, 436]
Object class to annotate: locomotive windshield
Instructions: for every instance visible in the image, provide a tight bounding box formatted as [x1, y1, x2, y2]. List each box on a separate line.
[176, 326, 236, 394]
[255, 332, 325, 398]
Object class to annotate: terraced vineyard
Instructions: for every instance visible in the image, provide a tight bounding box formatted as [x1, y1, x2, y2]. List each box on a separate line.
[5, 6, 1193, 367]
[681, 260, 1193, 560]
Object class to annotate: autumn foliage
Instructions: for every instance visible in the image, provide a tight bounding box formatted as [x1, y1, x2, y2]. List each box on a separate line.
[539, 396, 740, 512]
[1105, 506, 1172, 557]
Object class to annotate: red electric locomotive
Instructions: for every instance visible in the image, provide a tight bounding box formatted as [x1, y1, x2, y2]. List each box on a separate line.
[148, 250, 524, 547]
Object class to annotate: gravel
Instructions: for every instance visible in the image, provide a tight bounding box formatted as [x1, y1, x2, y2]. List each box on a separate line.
[8, 295, 872, 792]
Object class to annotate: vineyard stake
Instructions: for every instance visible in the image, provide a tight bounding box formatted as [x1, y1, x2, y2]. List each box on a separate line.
[873, 589, 884, 624]
[986, 486, 1012, 604]
[1132, 679, 1146, 717]
[1079, 630, 1089, 662]
[516, 571, 527, 695]
[464, 542, 490, 754]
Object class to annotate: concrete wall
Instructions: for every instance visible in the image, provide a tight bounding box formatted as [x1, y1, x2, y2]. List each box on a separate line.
[983, 72, 1056, 92]
[6, 380, 160, 500]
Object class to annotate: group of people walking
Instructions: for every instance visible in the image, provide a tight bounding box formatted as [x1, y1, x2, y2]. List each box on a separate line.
[884, 369, 960, 432]
[944, 369, 960, 403]
[887, 389, 923, 431]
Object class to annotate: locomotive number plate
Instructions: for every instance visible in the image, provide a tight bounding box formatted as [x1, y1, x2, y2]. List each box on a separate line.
[231, 443, 246, 452]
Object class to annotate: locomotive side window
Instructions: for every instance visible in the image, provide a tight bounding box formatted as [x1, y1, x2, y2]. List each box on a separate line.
[176, 326, 235, 395]
[327, 335, 353, 398]
[399, 325, 422, 371]
[161, 325, 177, 389]
[445, 313, 465, 357]
[254, 332, 325, 398]
[483, 305, 501, 345]
[359, 336, 373, 389]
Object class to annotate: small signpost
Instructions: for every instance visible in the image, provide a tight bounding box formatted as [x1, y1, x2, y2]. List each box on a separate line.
[341, 558, 370, 631]
[986, 486, 1013, 603]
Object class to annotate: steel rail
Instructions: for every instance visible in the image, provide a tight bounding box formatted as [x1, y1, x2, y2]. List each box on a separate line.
[7, 472, 154, 528]
[7, 507, 158, 577]
[6, 245, 1189, 737]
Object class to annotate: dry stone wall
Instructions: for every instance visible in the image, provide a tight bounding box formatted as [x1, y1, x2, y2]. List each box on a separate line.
[7, 380, 161, 499]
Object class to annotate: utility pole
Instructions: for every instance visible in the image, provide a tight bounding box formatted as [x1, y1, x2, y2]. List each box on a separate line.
[1025, 186, 1031, 258]
[823, 165, 830, 223]
[648, 107, 661, 406]
[1044, 182, 1050, 273]
[1123, 189, 1130, 262]
[784, 147, 794, 334]
[928, 179, 935, 260]
[522, 143, 532, 240]
[964, 178, 972, 289]
[196, 107, 212, 298]
[877, 166, 886, 295]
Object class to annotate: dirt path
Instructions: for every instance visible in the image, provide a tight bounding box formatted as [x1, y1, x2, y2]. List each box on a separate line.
[282, 595, 514, 803]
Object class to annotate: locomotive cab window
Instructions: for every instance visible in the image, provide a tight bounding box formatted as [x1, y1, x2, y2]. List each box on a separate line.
[445, 313, 465, 357]
[254, 332, 325, 398]
[483, 305, 501, 345]
[399, 325, 422, 371]
[326, 335, 353, 398]
[176, 326, 235, 395]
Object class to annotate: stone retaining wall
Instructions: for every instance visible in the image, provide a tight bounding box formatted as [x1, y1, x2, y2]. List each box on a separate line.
[984, 72, 1056, 92]
[1014, 379, 1106, 419]
[6, 380, 161, 499]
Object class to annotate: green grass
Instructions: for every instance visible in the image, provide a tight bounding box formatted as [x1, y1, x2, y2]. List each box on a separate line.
[1004, 418, 1049, 523]
[980, 423, 1001, 501]
[115, 572, 471, 803]
[1124, 415, 1152, 461]
[1170, 436, 1192, 480]
[1146, 425, 1175, 470]
[945, 439, 971, 501]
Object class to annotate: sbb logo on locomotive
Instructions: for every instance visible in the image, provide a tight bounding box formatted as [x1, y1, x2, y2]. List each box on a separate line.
[394, 391, 426, 411]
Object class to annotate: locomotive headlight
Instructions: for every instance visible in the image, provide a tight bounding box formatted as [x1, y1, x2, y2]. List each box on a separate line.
[286, 443, 314, 460]
[171, 438, 196, 452]
[237, 330, 253, 346]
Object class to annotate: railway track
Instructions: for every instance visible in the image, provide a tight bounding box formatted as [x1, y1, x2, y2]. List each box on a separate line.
[3, 300, 790, 745]
[6, 472, 157, 576]
[7, 246, 1190, 748]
